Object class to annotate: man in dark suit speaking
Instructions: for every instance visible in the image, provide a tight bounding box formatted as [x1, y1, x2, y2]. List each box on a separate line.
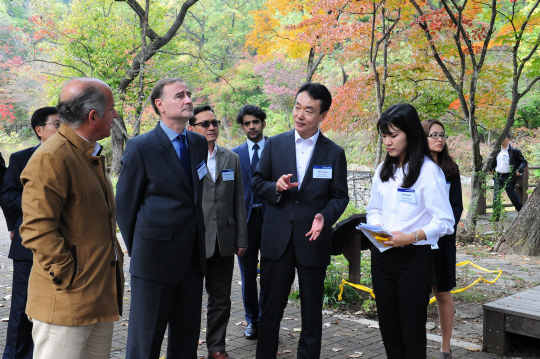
[1, 107, 59, 359]
[116, 78, 208, 359]
[252, 83, 349, 358]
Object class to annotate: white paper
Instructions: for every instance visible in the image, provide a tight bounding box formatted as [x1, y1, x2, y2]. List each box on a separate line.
[356, 224, 393, 253]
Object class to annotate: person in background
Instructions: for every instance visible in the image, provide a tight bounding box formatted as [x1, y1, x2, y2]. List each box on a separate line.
[489, 133, 527, 221]
[188, 105, 248, 359]
[422, 119, 463, 359]
[20, 78, 124, 358]
[231, 105, 268, 340]
[252, 83, 348, 358]
[1, 107, 60, 359]
[366, 104, 454, 359]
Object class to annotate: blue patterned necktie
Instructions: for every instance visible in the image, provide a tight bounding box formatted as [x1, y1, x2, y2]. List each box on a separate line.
[178, 134, 193, 188]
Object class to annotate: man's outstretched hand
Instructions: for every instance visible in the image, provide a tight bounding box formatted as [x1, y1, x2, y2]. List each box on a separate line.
[306, 213, 324, 241]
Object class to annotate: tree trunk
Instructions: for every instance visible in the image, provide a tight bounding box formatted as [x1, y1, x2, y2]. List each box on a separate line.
[111, 114, 126, 175]
[498, 180, 540, 255]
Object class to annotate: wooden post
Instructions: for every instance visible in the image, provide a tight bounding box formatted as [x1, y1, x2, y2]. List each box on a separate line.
[515, 165, 528, 204]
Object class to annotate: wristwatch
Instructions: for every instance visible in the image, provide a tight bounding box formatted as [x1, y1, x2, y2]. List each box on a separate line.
[413, 231, 419, 244]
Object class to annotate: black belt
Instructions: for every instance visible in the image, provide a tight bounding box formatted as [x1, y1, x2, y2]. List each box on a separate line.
[252, 206, 263, 214]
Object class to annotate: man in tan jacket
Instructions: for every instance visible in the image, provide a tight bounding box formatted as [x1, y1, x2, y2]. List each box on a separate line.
[20, 78, 124, 358]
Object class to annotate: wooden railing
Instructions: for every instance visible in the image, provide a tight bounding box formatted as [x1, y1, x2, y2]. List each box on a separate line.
[478, 165, 538, 214]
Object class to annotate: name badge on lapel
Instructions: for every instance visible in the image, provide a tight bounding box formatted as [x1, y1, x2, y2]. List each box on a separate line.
[397, 188, 416, 204]
[222, 169, 234, 181]
[197, 161, 208, 180]
[313, 166, 332, 179]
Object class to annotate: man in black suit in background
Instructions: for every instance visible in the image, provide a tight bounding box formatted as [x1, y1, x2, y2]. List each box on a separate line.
[231, 105, 268, 340]
[1, 107, 59, 359]
[116, 78, 208, 359]
[252, 83, 348, 358]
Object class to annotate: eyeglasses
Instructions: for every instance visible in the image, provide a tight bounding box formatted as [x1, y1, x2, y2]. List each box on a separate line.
[42, 121, 61, 129]
[194, 120, 221, 128]
[427, 133, 448, 140]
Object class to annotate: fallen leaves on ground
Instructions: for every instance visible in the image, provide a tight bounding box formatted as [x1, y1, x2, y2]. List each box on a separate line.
[348, 352, 363, 357]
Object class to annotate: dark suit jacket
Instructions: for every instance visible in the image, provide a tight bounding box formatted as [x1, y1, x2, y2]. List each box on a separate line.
[490, 144, 528, 180]
[251, 130, 348, 268]
[1, 146, 36, 261]
[231, 139, 268, 222]
[116, 123, 208, 283]
[434, 174, 463, 292]
[202, 145, 248, 258]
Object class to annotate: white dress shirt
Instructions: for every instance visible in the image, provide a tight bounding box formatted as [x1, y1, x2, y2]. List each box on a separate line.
[246, 137, 266, 165]
[207, 145, 218, 182]
[295, 129, 320, 188]
[495, 146, 510, 174]
[366, 157, 455, 246]
[76, 133, 102, 156]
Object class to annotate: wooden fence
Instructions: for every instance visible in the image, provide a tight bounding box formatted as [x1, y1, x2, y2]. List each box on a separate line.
[478, 165, 538, 215]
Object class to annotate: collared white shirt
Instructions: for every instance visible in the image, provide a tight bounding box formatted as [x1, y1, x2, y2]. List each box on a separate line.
[295, 129, 320, 188]
[246, 137, 266, 165]
[76, 133, 102, 156]
[366, 157, 455, 246]
[495, 146, 510, 174]
[207, 145, 218, 182]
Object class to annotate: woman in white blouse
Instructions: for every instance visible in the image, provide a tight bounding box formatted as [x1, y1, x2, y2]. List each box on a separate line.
[366, 104, 455, 359]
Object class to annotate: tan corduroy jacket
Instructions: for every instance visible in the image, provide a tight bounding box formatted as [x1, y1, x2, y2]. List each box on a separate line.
[20, 124, 124, 326]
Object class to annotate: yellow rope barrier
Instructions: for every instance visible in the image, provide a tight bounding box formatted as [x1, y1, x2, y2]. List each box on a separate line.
[338, 260, 503, 305]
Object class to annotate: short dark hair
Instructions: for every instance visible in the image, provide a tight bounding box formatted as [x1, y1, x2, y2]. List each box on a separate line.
[189, 105, 214, 126]
[506, 132, 512, 139]
[235, 105, 267, 126]
[295, 83, 332, 114]
[57, 85, 106, 128]
[377, 103, 434, 188]
[31, 107, 58, 140]
[150, 78, 185, 116]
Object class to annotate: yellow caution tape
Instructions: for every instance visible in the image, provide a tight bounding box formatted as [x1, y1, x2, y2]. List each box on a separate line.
[338, 260, 502, 305]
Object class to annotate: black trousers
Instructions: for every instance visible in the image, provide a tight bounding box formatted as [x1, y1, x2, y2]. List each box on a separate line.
[493, 173, 522, 219]
[126, 250, 203, 359]
[205, 244, 235, 353]
[371, 245, 433, 359]
[3, 260, 33, 359]
[237, 208, 264, 324]
[256, 239, 327, 359]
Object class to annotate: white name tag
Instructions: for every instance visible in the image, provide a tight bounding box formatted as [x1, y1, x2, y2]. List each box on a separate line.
[397, 188, 416, 204]
[313, 166, 332, 179]
[196, 161, 207, 180]
[222, 169, 234, 181]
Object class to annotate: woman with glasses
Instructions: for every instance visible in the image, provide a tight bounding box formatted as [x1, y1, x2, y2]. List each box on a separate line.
[366, 104, 455, 359]
[422, 119, 463, 359]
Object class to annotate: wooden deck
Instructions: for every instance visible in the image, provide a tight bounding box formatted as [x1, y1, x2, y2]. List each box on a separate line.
[483, 285, 540, 355]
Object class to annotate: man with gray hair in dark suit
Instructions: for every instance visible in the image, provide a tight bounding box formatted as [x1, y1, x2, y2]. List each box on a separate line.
[116, 78, 208, 359]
